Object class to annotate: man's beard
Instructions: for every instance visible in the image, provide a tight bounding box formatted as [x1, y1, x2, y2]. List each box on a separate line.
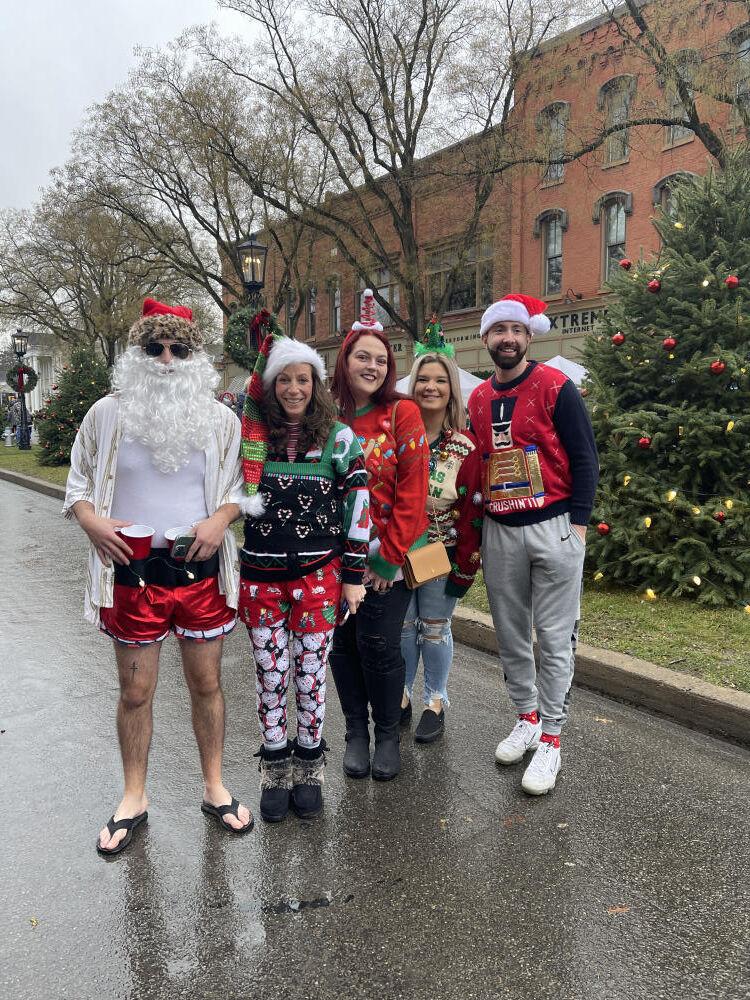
[112, 347, 221, 474]
[488, 343, 528, 370]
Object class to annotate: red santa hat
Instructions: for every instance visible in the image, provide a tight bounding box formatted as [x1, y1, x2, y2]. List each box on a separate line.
[479, 294, 551, 337]
[128, 297, 203, 349]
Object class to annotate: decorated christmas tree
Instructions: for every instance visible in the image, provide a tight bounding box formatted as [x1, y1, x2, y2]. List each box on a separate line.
[583, 153, 750, 608]
[34, 347, 110, 465]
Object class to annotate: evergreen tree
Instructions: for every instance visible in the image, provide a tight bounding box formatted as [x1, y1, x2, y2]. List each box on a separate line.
[583, 152, 750, 608]
[34, 347, 110, 466]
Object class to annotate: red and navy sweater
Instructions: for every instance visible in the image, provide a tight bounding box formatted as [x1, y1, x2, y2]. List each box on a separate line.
[467, 361, 598, 527]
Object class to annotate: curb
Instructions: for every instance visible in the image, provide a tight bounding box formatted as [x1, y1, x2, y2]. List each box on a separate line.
[0, 467, 66, 501]
[3, 466, 749, 746]
[453, 606, 750, 747]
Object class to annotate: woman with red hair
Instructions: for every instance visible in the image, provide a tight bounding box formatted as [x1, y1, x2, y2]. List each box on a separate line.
[329, 290, 430, 781]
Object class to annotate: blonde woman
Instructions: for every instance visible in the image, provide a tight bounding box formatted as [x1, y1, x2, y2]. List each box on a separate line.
[400, 348, 482, 742]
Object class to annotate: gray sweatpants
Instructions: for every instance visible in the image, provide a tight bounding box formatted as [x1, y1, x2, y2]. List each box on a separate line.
[482, 513, 586, 736]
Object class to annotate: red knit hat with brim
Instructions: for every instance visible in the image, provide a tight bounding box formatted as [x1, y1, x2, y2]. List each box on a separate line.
[128, 297, 203, 350]
[479, 294, 551, 337]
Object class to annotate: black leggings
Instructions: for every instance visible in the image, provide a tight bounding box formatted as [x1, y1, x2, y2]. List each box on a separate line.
[330, 582, 412, 741]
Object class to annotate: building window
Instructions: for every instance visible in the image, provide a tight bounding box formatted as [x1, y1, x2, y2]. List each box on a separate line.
[305, 286, 317, 341]
[599, 76, 635, 164]
[538, 102, 569, 183]
[283, 288, 296, 337]
[357, 267, 400, 327]
[664, 51, 697, 146]
[737, 34, 750, 111]
[603, 201, 626, 281]
[328, 276, 341, 335]
[426, 239, 494, 314]
[652, 172, 697, 218]
[533, 209, 568, 296]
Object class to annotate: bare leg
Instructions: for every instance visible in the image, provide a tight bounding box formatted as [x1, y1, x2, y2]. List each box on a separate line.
[98, 640, 160, 851]
[179, 637, 251, 830]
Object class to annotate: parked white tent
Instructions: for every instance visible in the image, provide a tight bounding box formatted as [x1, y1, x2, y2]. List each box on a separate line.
[396, 366, 484, 405]
[544, 355, 588, 386]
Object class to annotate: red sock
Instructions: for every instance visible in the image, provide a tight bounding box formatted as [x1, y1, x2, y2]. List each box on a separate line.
[519, 711, 539, 724]
[540, 733, 560, 749]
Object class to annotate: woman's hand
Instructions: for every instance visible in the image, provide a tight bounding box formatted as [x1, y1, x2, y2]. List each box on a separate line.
[342, 582, 366, 614]
[186, 512, 229, 561]
[368, 571, 393, 593]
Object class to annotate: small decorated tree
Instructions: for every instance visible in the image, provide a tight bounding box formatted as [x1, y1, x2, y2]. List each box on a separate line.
[583, 153, 750, 607]
[34, 347, 110, 465]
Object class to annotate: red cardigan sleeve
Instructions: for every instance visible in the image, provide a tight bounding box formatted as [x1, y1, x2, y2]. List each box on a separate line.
[369, 399, 429, 579]
[446, 436, 483, 597]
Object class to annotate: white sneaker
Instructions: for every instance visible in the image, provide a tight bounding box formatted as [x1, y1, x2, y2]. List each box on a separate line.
[521, 741, 561, 795]
[495, 718, 542, 765]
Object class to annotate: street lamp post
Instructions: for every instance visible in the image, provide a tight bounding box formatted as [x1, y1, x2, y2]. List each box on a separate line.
[11, 330, 31, 450]
[237, 233, 268, 311]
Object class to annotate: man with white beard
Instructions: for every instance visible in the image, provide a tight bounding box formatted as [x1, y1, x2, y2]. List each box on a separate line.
[64, 298, 253, 856]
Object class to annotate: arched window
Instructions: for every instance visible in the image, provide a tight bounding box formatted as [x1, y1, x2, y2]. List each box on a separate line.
[652, 172, 698, 216]
[593, 192, 633, 282]
[534, 209, 569, 296]
[537, 102, 570, 184]
[327, 275, 341, 335]
[598, 76, 636, 164]
[305, 285, 317, 341]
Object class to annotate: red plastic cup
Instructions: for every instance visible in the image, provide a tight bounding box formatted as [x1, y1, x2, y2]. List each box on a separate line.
[116, 524, 155, 559]
[164, 525, 194, 559]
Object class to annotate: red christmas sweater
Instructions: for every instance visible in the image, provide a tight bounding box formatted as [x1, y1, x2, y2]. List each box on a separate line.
[467, 362, 598, 526]
[352, 399, 429, 580]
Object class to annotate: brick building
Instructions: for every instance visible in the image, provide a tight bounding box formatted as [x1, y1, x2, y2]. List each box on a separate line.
[239, 0, 747, 381]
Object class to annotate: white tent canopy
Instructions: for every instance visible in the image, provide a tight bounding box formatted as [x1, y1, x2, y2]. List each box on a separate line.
[544, 355, 588, 386]
[396, 366, 484, 405]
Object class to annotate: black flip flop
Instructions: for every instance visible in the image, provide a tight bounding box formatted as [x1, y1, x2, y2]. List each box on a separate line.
[96, 810, 148, 857]
[201, 797, 254, 834]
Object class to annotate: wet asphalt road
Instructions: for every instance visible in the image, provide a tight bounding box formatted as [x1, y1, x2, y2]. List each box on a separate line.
[1, 478, 749, 1000]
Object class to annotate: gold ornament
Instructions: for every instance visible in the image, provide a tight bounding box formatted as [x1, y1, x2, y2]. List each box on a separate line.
[644, 588, 657, 601]
[674, 221, 685, 230]
[594, 571, 604, 581]
[669, 353, 675, 360]
[692, 576, 702, 586]
[702, 278, 710, 287]
[643, 516, 652, 528]
[691, 506, 701, 515]
[665, 490, 678, 502]
[623, 474, 632, 486]
[678, 426, 684, 437]
[725, 499, 734, 510]
[744, 605, 750, 614]
[726, 420, 735, 432]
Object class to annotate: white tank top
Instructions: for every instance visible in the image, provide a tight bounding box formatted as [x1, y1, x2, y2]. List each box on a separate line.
[110, 438, 208, 547]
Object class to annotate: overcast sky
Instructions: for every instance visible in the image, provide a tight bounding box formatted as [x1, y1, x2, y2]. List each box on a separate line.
[0, 0, 249, 211]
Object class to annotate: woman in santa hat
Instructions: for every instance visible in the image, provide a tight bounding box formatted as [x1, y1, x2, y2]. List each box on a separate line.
[329, 290, 430, 782]
[238, 334, 369, 822]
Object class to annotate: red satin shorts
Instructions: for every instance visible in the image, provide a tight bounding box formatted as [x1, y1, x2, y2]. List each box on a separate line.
[100, 577, 236, 646]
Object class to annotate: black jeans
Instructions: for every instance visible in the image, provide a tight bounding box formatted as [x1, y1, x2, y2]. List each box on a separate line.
[330, 582, 412, 742]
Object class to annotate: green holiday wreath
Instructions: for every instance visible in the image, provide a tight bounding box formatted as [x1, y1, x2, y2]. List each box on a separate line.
[224, 306, 284, 371]
[6, 363, 38, 394]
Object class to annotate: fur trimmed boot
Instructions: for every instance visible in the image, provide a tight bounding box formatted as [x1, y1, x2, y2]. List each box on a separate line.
[290, 739, 327, 819]
[255, 744, 293, 823]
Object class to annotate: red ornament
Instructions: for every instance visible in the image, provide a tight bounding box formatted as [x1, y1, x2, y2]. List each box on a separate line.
[596, 522, 611, 536]
[611, 332, 625, 346]
[638, 436, 652, 449]
[713, 510, 726, 524]
[662, 337, 677, 350]
[619, 258, 632, 271]
[725, 275, 739, 290]
[647, 279, 662, 294]
[710, 360, 726, 375]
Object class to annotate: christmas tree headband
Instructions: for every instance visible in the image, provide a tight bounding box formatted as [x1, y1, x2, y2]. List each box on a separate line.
[239, 332, 328, 517]
[415, 315, 455, 358]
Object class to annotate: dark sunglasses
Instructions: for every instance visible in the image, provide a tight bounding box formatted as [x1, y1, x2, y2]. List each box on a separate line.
[144, 341, 191, 360]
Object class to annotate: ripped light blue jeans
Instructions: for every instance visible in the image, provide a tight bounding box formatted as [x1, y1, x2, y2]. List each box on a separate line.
[401, 576, 458, 706]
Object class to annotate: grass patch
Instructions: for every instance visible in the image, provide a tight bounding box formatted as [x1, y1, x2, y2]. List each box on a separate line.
[0, 444, 69, 486]
[463, 570, 750, 693]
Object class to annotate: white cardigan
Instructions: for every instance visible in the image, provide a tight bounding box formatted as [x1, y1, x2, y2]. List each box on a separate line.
[63, 394, 244, 625]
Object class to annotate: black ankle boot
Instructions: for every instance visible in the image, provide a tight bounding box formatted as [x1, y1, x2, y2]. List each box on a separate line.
[291, 740, 327, 819]
[254, 744, 293, 822]
[371, 736, 400, 781]
[342, 732, 371, 778]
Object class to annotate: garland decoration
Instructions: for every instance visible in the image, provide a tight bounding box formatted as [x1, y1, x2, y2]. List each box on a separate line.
[224, 305, 284, 371]
[7, 364, 38, 394]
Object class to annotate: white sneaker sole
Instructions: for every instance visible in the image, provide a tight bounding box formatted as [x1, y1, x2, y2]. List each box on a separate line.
[495, 734, 541, 766]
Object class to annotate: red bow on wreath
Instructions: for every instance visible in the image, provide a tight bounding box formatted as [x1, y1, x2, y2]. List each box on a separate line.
[249, 309, 273, 351]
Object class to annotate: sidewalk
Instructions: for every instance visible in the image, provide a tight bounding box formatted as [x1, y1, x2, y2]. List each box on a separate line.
[3, 465, 748, 746]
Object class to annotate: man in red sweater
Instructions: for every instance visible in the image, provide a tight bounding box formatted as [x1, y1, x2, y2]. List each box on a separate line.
[467, 294, 598, 795]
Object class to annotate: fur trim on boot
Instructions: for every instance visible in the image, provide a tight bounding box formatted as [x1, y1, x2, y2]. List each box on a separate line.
[290, 739, 327, 819]
[254, 744, 293, 823]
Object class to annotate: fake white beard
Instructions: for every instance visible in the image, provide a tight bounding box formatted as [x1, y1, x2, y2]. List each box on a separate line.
[113, 347, 221, 474]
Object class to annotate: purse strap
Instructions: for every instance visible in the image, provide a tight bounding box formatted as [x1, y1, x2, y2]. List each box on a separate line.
[392, 397, 447, 548]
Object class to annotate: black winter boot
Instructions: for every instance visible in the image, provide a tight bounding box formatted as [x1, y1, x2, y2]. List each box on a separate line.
[364, 663, 405, 781]
[291, 740, 327, 818]
[371, 736, 400, 780]
[254, 744, 293, 823]
[342, 731, 371, 778]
